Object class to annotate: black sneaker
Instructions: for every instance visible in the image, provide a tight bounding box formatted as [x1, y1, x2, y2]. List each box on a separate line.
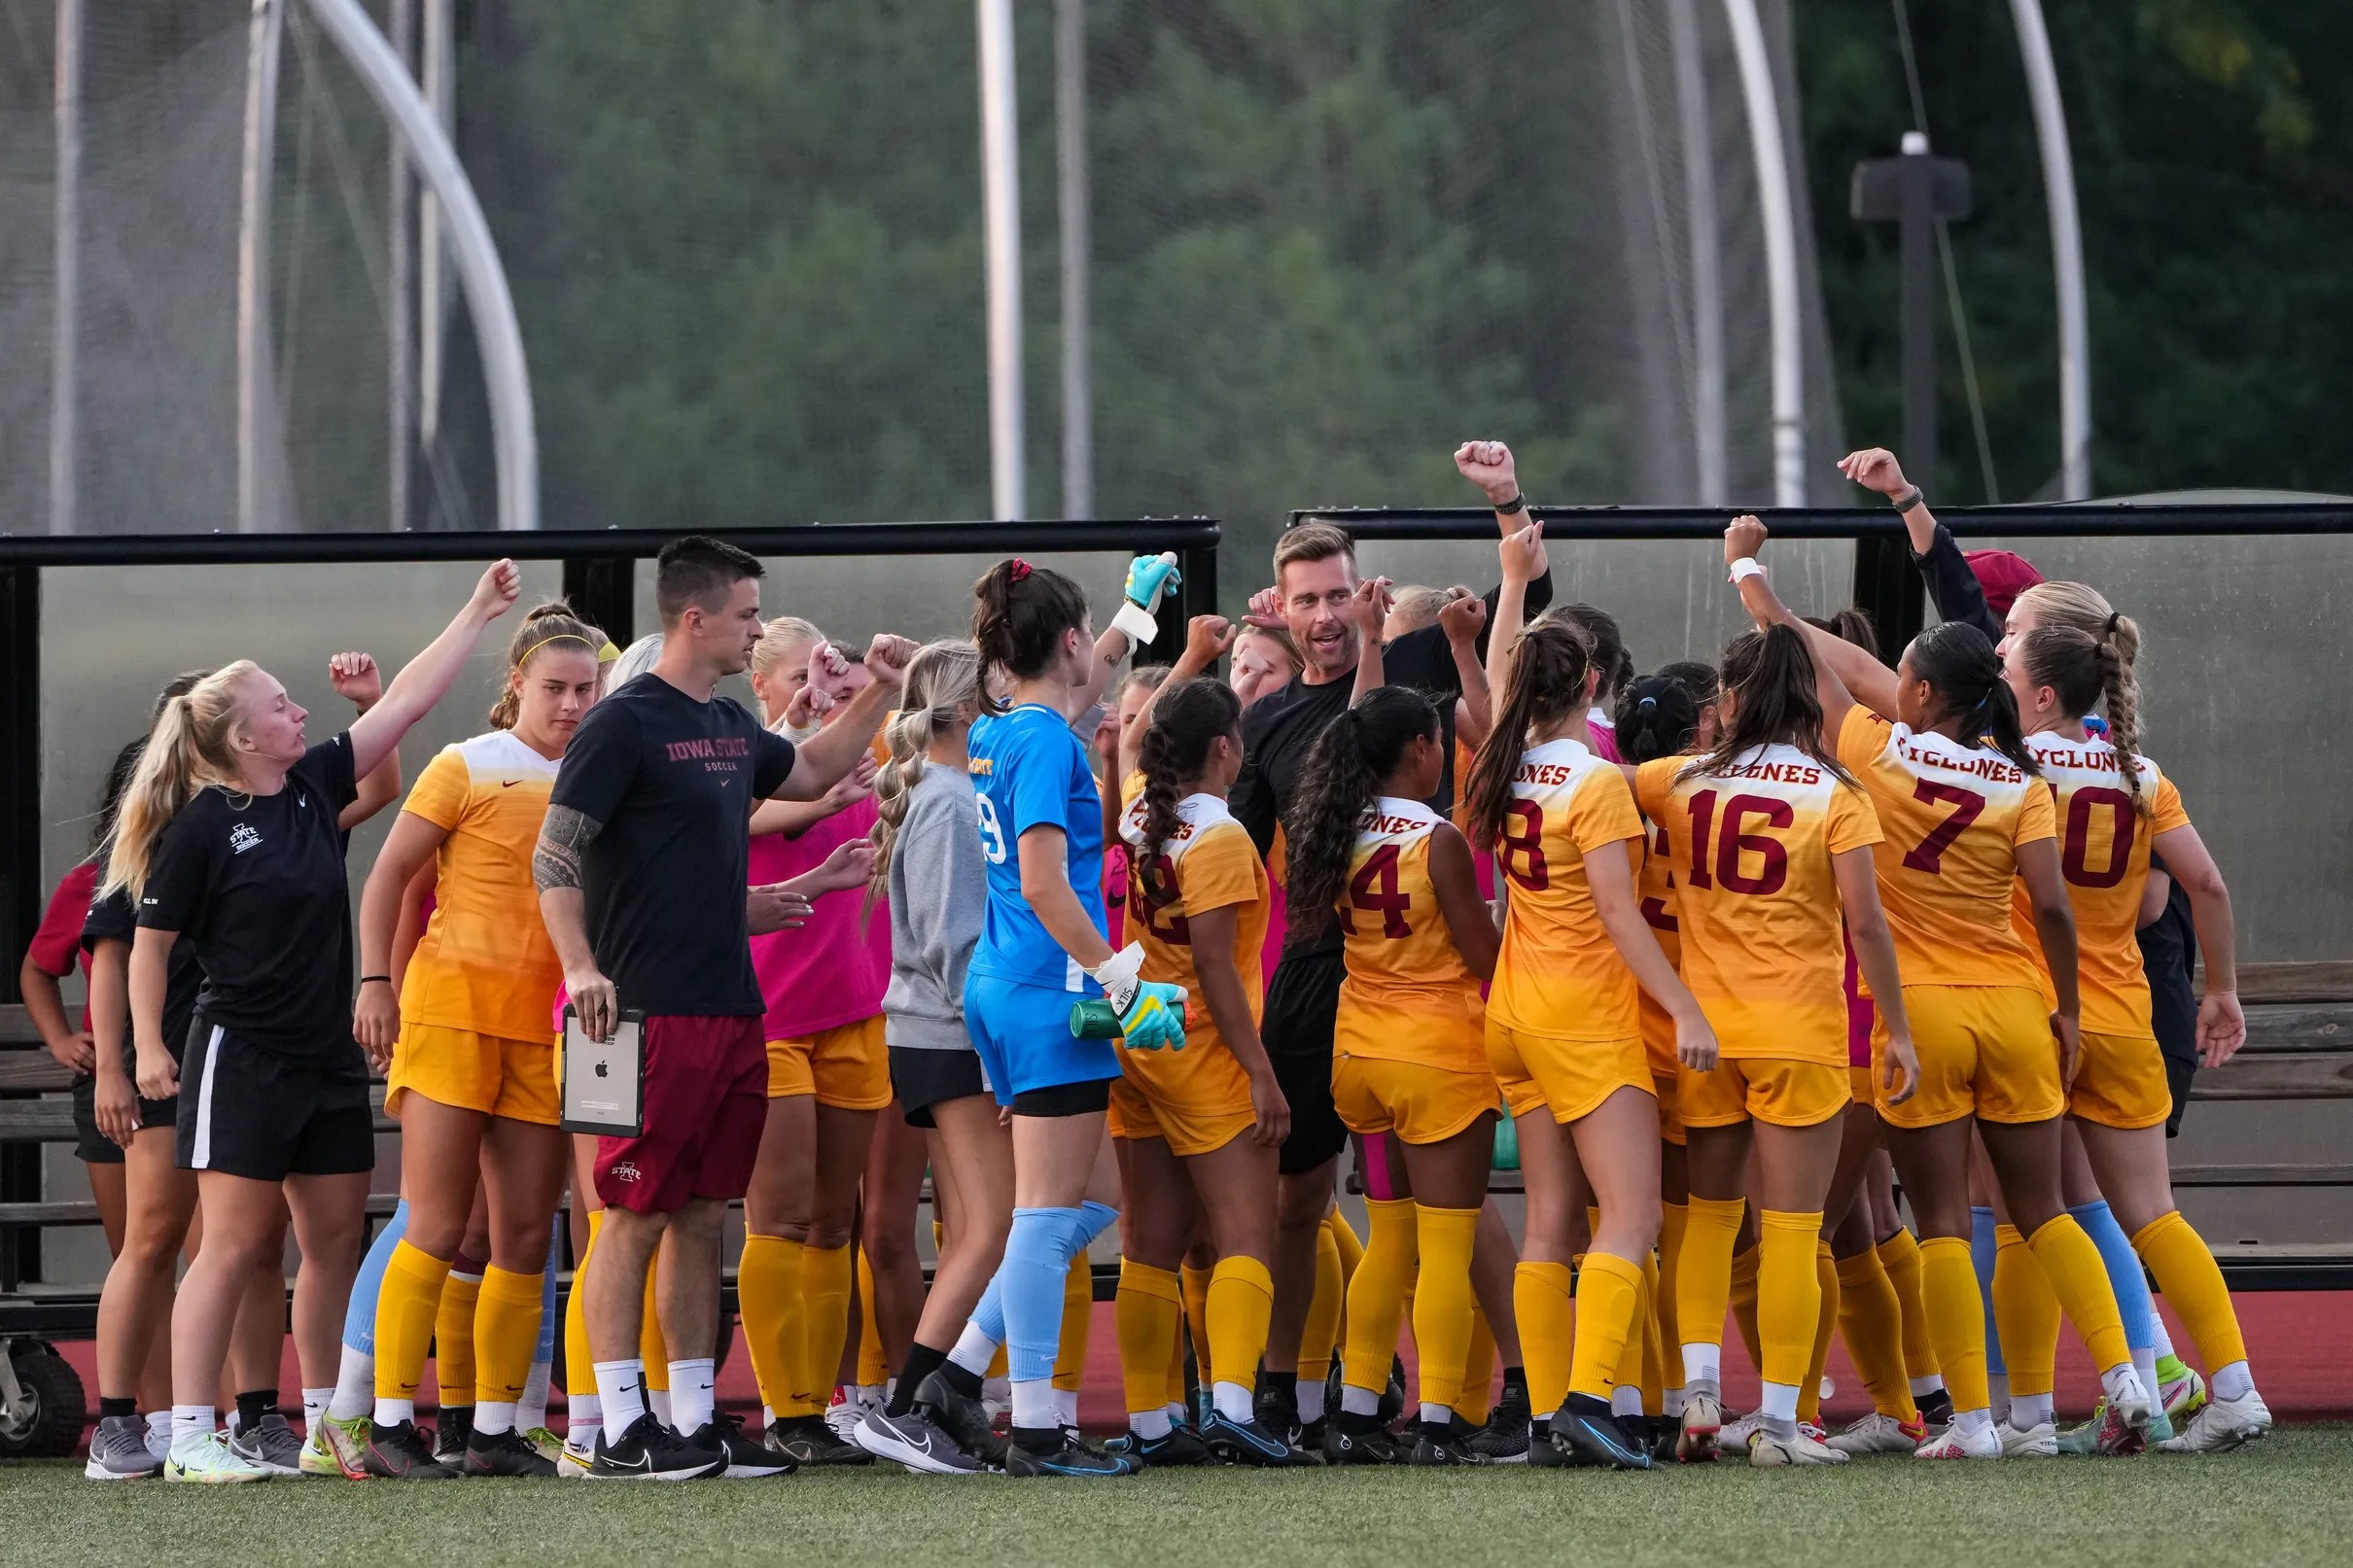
[430, 1406, 474, 1465]
[912, 1371, 1008, 1470]
[586, 1412, 725, 1481]
[1201, 1410, 1309, 1466]
[1002, 1427, 1137, 1478]
[359, 1418, 460, 1480]
[1407, 1420, 1478, 1466]
[1551, 1393, 1653, 1470]
[1526, 1419, 1566, 1467]
[463, 1426, 557, 1478]
[1466, 1379, 1532, 1463]
[1255, 1376, 1303, 1448]
[685, 1411, 794, 1479]
[855, 1404, 985, 1475]
[1105, 1424, 1212, 1466]
[763, 1413, 869, 1467]
[1378, 1356, 1409, 1428]
[1649, 1415, 1681, 1465]
[1296, 1416, 1329, 1458]
[1320, 1411, 1399, 1466]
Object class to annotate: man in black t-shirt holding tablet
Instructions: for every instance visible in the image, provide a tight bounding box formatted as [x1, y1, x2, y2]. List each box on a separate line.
[535, 535, 912, 1481]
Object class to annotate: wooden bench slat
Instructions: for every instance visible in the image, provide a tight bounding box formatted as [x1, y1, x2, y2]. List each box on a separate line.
[2167, 1163, 2353, 1187]
[0, 1192, 404, 1228]
[2217, 960, 2353, 1006]
[2190, 1051, 2353, 1100]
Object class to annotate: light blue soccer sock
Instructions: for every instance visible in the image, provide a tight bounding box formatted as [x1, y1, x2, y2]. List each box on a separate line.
[2069, 1199, 2162, 1393]
[1001, 1206, 1085, 1411]
[1075, 1200, 1119, 1250]
[1970, 1205, 2004, 1377]
[329, 1199, 408, 1419]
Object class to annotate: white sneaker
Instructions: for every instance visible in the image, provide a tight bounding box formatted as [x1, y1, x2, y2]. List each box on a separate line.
[1749, 1425, 1850, 1466]
[1914, 1420, 2002, 1459]
[1717, 1410, 1763, 1452]
[1826, 1411, 1924, 1456]
[825, 1385, 880, 1446]
[559, 1436, 597, 1479]
[2156, 1389, 2271, 1454]
[2103, 1368, 2154, 1437]
[1998, 1419, 2058, 1457]
[165, 1431, 271, 1483]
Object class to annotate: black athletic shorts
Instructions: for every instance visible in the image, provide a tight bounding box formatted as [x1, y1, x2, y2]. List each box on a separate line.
[1263, 949, 1349, 1176]
[177, 1022, 373, 1180]
[891, 1047, 991, 1129]
[71, 1068, 180, 1164]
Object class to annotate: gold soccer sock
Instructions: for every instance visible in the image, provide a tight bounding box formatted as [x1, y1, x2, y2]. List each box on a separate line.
[1330, 1208, 1365, 1281]
[1674, 1196, 1745, 1385]
[1453, 1304, 1496, 1423]
[434, 1267, 481, 1412]
[2131, 1210, 2249, 1376]
[1164, 1303, 1187, 1410]
[1179, 1262, 1212, 1383]
[564, 1211, 602, 1416]
[474, 1264, 545, 1428]
[795, 1242, 854, 1419]
[373, 1241, 451, 1410]
[1566, 1251, 1644, 1401]
[1877, 1228, 1938, 1384]
[1654, 1203, 1686, 1379]
[2028, 1215, 2131, 1375]
[1053, 1252, 1093, 1396]
[736, 1234, 806, 1414]
[1410, 1205, 1480, 1414]
[1339, 1199, 1418, 1398]
[1923, 1235, 1995, 1414]
[1207, 1257, 1276, 1403]
[1798, 1241, 1839, 1426]
[1635, 1253, 1666, 1415]
[1834, 1248, 1918, 1422]
[1991, 1224, 2058, 1411]
[857, 1247, 890, 1389]
[1729, 1241, 1764, 1373]
[1117, 1259, 1182, 1419]
[1297, 1215, 1345, 1385]
[1513, 1262, 1575, 1417]
[1754, 1211, 1823, 1396]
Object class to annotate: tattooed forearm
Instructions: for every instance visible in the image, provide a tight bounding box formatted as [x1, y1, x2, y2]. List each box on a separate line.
[533, 805, 605, 893]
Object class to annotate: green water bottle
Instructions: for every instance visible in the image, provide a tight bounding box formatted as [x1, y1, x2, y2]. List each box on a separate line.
[1070, 997, 1124, 1039]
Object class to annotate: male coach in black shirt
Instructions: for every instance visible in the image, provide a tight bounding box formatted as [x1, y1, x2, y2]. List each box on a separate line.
[534, 536, 914, 1479]
[1231, 441, 1550, 1433]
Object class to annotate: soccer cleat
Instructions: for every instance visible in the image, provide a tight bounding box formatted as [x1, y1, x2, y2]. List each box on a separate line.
[855, 1404, 986, 1475]
[1825, 1411, 1927, 1456]
[1525, 1421, 1565, 1468]
[228, 1411, 308, 1478]
[1676, 1385, 1724, 1463]
[558, 1437, 597, 1479]
[1105, 1423, 1211, 1466]
[431, 1406, 474, 1466]
[85, 1414, 164, 1481]
[585, 1413, 726, 1481]
[1997, 1419, 2058, 1458]
[520, 1425, 565, 1464]
[2057, 1398, 2149, 1457]
[1407, 1421, 1479, 1466]
[1550, 1395, 1652, 1471]
[2156, 1390, 2270, 1454]
[359, 1419, 460, 1480]
[1915, 1385, 1954, 1431]
[1003, 1429, 1138, 1478]
[464, 1426, 559, 1478]
[764, 1412, 871, 1466]
[305, 1411, 370, 1478]
[165, 1430, 271, 1483]
[825, 1385, 881, 1447]
[685, 1411, 795, 1479]
[1914, 1420, 2002, 1460]
[1201, 1411, 1309, 1466]
[1378, 1356, 1410, 1429]
[1717, 1410, 1762, 1453]
[912, 1372, 1010, 1470]
[980, 1375, 1012, 1426]
[1254, 1377, 1303, 1449]
[2160, 1361, 2207, 1422]
[1321, 1411, 1400, 1466]
[1465, 1380, 1532, 1463]
[1748, 1425, 1851, 1467]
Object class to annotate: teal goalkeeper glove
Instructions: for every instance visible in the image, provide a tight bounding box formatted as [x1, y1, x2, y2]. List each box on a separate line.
[1110, 552, 1181, 644]
[1086, 943, 1188, 1052]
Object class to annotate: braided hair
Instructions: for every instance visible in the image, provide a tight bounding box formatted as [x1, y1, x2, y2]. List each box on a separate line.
[1282, 687, 1440, 940]
[1135, 679, 1243, 850]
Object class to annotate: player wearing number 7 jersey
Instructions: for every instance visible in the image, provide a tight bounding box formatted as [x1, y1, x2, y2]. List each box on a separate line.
[1462, 618, 1716, 1470]
[1725, 519, 2153, 1461]
[1630, 623, 1913, 1468]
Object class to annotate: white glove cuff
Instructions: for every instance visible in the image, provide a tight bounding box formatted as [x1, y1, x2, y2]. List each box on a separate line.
[1728, 558, 1767, 584]
[1087, 942, 1146, 1008]
[1109, 600, 1160, 645]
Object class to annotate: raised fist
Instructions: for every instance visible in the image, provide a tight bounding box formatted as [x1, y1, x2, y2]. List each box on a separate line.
[328, 651, 383, 710]
[1454, 440, 1520, 505]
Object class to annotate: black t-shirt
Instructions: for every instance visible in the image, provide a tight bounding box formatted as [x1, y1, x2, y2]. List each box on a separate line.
[83, 886, 208, 1063]
[1229, 568, 1550, 956]
[2140, 851, 2199, 1071]
[548, 673, 796, 1017]
[137, 735, 361, 1067]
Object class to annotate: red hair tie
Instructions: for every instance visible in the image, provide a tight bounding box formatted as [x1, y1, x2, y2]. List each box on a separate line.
[1008, 558, 1034, 583]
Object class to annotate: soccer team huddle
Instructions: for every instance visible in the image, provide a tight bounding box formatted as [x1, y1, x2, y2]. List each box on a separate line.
[40, 437, 2273, 1487]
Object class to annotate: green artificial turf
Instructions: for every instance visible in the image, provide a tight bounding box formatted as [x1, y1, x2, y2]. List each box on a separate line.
[11, 1427, 2349, 1566]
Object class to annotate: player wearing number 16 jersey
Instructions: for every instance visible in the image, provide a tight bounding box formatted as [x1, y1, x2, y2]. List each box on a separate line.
[1463, 620, 1715, 1470]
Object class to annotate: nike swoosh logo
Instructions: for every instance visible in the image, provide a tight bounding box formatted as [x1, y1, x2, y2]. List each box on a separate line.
[501, 780, 522, 788]
[602, 1450, 652, 1472]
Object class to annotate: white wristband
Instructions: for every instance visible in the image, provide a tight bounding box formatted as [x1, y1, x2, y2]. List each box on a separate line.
[1729, 558, 1767, 584]
[1108, 600, 1160, 645]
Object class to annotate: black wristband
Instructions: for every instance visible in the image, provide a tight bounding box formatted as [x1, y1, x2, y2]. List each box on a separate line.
[1890, 485, 1923, 511]
[1493, 492, 1527, 516]
[358, 975, 392, 987]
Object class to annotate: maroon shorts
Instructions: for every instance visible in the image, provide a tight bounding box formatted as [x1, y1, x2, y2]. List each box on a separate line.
[594, 1014, 767, 1214]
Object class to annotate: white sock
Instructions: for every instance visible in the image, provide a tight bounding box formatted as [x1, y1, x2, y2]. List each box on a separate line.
[517, 1360, 551, 1432]
[948, 1321, 1000, 1377]
[1165, 1401, 1187, 1426]
[2099, 1362, 2148, 1411]
[1987, 1372, 2010, 1423]
[1295, 1377, 1326, 1424]
[145, 1410, 172, 1448]
[1009, 1378, 1055, 1432]
[1212, 1380, 1254, 1424]
[1952, 1406, 1994, 1438]
[1759, 1381, 1800, 1424]
[171, 1406, 214, 1450]
[1664, 1387, 1688, 1418]
[593, 1360, 647, 1433]
[1909, 1374, 1945, 1397]
[474, 1400, 517, 1438]
[2150, 1314, 2176, 1359]
[1340, 1383, 1381, 1417]
[2009, 1390, 2054, 1429]
[2210, 1360, 2254, 1403]
[374, 1396, 415, 1426]
[853, 1381, 885, 1410]
[329, 1344, 374, 1421]
[761, 1405, 774, 1428]
[2130, 1345, 2158, 1397]
[669, 1359, 716, 1435]
[1609, 1384, 1643, 1417]
[1418, 1402, 1454, 1426]
[1052, 1386, 1079, 1428]
[1681, 1342, 1722, 1388]
[567, 1391, 600, 1447]
[300, 1386, 334, 1435]
[1130, 1408, 1173, 1440]
[648, 1387, 673, 1428]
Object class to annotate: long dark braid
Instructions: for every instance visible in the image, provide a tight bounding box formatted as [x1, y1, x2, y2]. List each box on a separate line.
[1283, 686, 1440, 940]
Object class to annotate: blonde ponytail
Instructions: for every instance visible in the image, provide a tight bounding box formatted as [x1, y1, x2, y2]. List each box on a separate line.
[2017, 581, 2147, 810]
[865, 639, 981, 914]
[102, 662, 258, 900]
